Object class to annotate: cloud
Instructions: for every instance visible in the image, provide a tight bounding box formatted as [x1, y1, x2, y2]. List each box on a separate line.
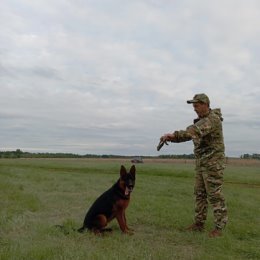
[1, 0, 260, 156]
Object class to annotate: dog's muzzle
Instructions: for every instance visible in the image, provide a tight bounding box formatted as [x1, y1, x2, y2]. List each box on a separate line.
[125, 185, 134, 196]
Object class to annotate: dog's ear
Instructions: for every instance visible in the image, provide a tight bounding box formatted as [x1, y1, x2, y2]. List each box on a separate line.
[129, 165, 136, 178]
[120, 165, 127, 178]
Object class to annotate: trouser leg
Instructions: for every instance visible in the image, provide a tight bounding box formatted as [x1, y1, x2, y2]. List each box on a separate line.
[194, 170, 208, 225]
[203, 164, 228, 229]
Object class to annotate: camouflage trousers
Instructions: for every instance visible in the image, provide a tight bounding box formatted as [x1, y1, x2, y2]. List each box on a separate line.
[194, 158, 228, 229]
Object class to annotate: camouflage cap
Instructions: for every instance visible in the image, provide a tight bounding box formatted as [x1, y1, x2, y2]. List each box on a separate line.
[187, 93, 210, 104]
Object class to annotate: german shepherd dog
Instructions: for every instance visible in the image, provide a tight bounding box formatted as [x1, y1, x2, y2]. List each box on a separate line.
[78, 165, 136, 234]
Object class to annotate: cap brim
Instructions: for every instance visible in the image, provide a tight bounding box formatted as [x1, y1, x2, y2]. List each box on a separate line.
[187, 99, 197, 104]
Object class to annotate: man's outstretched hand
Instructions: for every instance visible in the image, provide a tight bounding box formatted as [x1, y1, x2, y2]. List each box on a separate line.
[157, 139, 168, 151]
[157, 133, 175, 151]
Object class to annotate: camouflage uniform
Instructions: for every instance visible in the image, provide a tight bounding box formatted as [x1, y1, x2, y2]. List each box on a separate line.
[172, 108, 228, 230]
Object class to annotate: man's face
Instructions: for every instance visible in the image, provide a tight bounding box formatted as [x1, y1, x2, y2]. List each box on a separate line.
[193, 102, 209, 117]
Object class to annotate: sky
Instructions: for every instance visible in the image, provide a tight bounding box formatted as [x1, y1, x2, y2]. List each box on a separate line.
[1, 0, 260, 157]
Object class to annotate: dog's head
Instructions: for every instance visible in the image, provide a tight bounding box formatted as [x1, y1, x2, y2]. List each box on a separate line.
[120, 165, 136, 196]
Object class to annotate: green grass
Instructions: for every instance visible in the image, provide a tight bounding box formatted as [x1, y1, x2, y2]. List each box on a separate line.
[0, 158, 259, 260]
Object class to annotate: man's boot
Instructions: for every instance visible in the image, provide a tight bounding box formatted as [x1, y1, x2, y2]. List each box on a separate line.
[208, 228, 222, 238]
[186, 222, 204, 232]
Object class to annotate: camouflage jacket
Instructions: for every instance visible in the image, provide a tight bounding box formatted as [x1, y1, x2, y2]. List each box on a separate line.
[172, 109, 225, 160]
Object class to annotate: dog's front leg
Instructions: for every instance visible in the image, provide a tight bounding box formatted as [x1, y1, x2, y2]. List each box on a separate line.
[123, 211, 134, 232]
[116, 210, 134, 234]
[116, 210, 127, 232]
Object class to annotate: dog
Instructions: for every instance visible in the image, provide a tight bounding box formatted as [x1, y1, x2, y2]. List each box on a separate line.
[78, 165, 136, 234]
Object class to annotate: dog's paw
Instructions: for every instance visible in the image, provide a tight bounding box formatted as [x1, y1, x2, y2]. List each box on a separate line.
[123, 229, 134, 235]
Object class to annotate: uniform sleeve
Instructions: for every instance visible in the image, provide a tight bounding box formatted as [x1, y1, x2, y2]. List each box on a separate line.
[172, 117, 213, 143]
[172, 129, 192, 142]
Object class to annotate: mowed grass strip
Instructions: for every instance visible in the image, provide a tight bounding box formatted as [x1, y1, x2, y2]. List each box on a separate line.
[0, 158, 259, 260]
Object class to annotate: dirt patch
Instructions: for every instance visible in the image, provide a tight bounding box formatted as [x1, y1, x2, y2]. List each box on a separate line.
[225, 181, 260, 188]
[226, 158, 260, 167]
[39, 157, 260, 167]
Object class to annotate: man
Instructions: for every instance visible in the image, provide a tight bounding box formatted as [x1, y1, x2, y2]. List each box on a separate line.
[160, 93, 228, 238]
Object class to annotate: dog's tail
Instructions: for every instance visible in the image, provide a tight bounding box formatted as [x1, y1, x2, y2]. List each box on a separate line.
[77, 226, 113, 234]
[56, 225, 93, 234]
[77, 226, 85, 233]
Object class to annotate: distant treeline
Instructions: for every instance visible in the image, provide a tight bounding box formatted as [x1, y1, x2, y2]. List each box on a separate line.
[1, 150, 259, 160]
[0, 149, 196, 159]
[0, 150, 127, 159]
[240, 153, 260, 159]
[158, 154, 195, 159]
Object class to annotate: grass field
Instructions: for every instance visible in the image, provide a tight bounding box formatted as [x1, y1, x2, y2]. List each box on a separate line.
[0, 158, 259, 260]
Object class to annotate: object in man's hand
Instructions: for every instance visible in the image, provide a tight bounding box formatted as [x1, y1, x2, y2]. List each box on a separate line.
[157, 139, 168, 151]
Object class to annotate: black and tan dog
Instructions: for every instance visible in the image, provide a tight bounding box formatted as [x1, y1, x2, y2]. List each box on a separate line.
[78, 165, 136, 234]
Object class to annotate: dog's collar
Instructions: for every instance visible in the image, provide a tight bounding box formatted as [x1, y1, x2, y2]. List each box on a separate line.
[115, 189, 130, 200]
[113, 183, 130, 200]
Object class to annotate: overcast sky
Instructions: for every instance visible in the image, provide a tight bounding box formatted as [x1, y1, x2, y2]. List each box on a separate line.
[1, 0, 260, 157]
